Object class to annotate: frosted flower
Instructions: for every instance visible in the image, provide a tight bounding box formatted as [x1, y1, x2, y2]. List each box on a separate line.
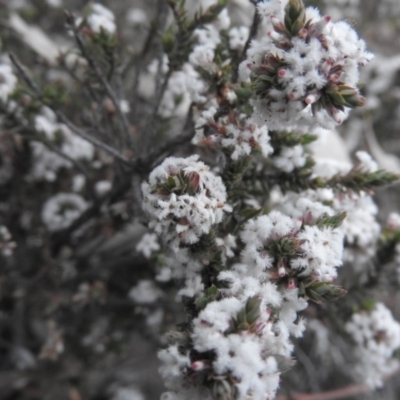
[355, 151, 378, 173]
[193, 109, 273, 160]
[87, 3, 116, 35]
[293, 225, 344, 281]
[157, 63, 206, 118]
[158, 344, 191, 390]
[142, 155, 231, 244]
[136, 233, 160, 259]
[245, 0, 373, 132]
[241, 210, 344, 288]
[216, 234, 237, 263]
[335, 192, 380, 248]
[156, 246, 204, 283]
[128, 280, 162, 304]
[42, 193, 88, 231]
[387, 213, 400, 231]
[189, 45, 216, 72]
[95, 180, 112, 196]
[161, 296, 281, 400]
[257, 0, 288, 19]
[120, 100, 131, 114]
[273, 145, 306, 172]
[0, 64, 17, 102]
[346, 303, 400, 388]
[229, 26, 250, 51]
[148, 54, 169, 75]
[30, 107, 94, 181]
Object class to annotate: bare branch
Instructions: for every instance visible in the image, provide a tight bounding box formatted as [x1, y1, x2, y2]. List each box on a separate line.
[68, 15, 135, 151]
[9, 52, 132, 166]
[233, 2, 260, 82]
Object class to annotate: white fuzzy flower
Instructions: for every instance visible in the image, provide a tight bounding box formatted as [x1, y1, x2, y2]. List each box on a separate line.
[87, 3, 116, 35]
[30, 107, 94, 181]
[128, 280, 162, 304]
[142, 155, 231, 244]
[0, 64, 17, 102]
[42, 193, 88, 231]
[273, 145, 306, 172]
[355, 151, 379, 173]
[95, 180, 112, 196]
[246, 2, 372, 132]
[193, 109, 273, 160]
[136, 233, 160, 259]
[346, 303, 400, 388]
[229, 26, 250, 51]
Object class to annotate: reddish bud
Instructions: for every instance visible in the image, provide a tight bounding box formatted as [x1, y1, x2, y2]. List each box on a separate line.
[191, 361, 209, 371]
[278, 69, 287, 77]
[288, 278, 297, 290]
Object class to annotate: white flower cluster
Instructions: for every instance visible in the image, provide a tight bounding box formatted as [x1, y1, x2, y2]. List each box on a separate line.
[228, 26, 250, 51]
[160, 296, 281, 400]
[0, 63, 17, 103]
[242, 0, 373, 132]
[193, 106, 273, 160]
[136, 233, 160, 259]
[142, 155, 231, 244]
[156, 246, 205, 299]
[128, 280, 163, 304]
[158, 64, 207, 118]
[281, 188, 380, 251]
[87, 3, 116, 35]
[42, 193, 88, 231]
[241, 208, 344, 283]
[30, 107, 94, 181]
[159, 203, 345, 399]
[273, 145, 306, 172]
[345, 303, 400, 388]
[153, 0, 250, 118]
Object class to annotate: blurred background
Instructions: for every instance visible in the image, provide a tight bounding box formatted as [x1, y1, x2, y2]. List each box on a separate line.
[1, 1, 400, 399]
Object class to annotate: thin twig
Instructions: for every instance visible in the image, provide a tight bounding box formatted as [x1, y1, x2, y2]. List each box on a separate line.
[9, 52, 132, 166]
[39, 140, 97, 199]
[131, 0, 168, 103]
[51, 107, 195, 253]
[233, 2, 261, 82]
[146, 104, 195, 166]
[142, 0, 170, 151]
[69, 16, 134, 151]
[0, 102, 97, 198]
[57, 111, 133, 166]
[293, 346, 321, 393]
